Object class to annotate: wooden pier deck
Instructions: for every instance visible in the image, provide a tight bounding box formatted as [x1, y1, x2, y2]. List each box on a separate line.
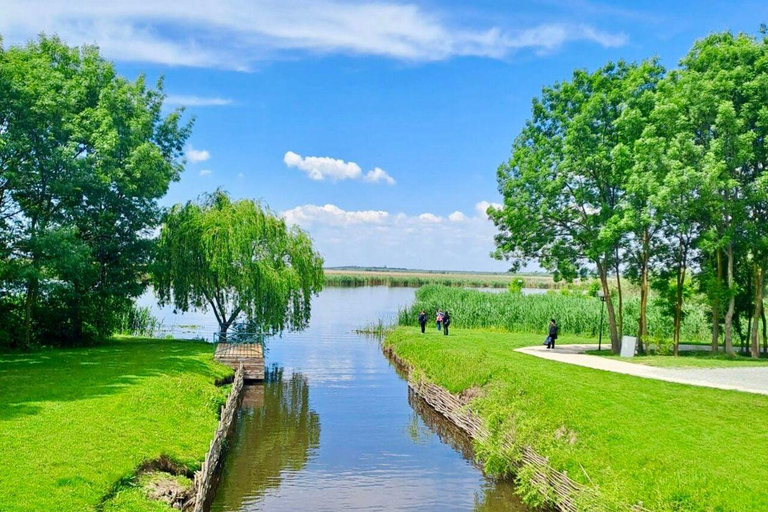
[214, 343, 265, 380]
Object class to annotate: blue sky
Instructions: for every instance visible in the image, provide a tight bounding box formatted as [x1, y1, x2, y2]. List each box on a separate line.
[3, 1, 768, 271]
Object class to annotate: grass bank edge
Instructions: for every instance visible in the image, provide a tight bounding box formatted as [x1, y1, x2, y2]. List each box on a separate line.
[0, 336, 233, 512]
[383, 326, 768, 512]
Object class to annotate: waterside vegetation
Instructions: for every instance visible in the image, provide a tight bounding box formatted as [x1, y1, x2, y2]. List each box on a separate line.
[400, 285, 711, 345]
[324, 269, 560, 289]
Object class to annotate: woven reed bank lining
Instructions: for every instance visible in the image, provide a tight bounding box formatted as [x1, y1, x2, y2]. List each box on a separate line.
[190, 363, 245, 512]
[383, 345, 651, 512]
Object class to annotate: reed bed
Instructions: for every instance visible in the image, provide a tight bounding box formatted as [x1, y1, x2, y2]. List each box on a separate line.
[324, 272, 557, 289]
[117, 305, 162, 337]
[399, 285, 710, 343]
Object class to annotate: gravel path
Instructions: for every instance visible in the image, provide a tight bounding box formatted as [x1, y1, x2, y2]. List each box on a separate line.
[516, 344, 768, 396]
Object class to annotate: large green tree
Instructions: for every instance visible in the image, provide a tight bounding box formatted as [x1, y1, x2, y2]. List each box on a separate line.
[655, 32, 768, 357]
[152, 191, 325, 339]
[0, 35, 190, 347]
[491, 60, 663, 354]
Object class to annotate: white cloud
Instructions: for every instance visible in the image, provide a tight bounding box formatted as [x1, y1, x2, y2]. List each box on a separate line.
[0, 1, 627, 68]
[363, 167, 396, 185]
[186, 145, 210, 163]
[418, 213, 442, 223]
[475, 200, 502, 219]
[165, 95, 234, 107]
[280, 201, 512, 270]
[284, 151, 395, 185]
[282, 204, 389, 226]
[198, 169, 212, 176]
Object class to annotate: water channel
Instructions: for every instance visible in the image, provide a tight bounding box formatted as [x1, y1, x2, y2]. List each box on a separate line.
[142, 286, 526, 511]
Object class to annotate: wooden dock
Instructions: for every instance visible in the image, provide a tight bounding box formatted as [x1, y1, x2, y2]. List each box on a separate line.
[214, 343, 265, 380]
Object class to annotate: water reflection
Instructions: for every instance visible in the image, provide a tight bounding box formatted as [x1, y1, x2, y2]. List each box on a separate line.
[204, 287, 527, 511]
[407, 390, 527, 512]
[210, 367, 320, 511]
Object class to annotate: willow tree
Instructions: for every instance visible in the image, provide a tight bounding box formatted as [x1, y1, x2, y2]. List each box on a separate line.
[152, 191, 324, 339]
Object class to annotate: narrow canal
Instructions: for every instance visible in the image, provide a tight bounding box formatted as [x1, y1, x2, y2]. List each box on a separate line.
[145, 287, 526, 511]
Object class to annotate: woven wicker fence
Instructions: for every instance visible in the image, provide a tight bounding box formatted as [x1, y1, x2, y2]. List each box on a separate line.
[190, 362, 245, 512]
[384, 345, 651, 512]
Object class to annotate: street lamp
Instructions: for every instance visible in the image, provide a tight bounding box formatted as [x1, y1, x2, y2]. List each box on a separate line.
[597, 290, 606, 351]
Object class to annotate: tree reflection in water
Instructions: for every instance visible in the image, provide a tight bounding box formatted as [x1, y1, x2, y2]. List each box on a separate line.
[210, 366, 320, 511]
[407, 389, 527, 512]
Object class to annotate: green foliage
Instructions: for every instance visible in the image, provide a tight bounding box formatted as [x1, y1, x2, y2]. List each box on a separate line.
[399, 285, 710, 343]
[385, 327, 768, 511]
[152, 190, 324, 336]
[117, 305, 162, 337]
[0, 35, 190, 348]
[492, 29, 768, 356]
[0, 337, 232, 512]
[507, 278, 524, 294]
[491, 59, 664, 278]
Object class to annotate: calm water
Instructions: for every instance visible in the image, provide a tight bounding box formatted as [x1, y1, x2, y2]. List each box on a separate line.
[144, 287, 526, 511]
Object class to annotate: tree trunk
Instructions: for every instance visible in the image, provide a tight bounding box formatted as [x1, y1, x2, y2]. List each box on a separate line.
[637, 231, 649, 355]
[711, 249, 723, 352]
[724, 243, 736, 356]
[751, 264, 764, 359]
[673, 265, 686, 357]
[614, 250, 624, 344]
[597, 260, 620, 354]
[23, 277, 37, 348]
[217, 306, 242, 343]
[762, 307, 767, 355]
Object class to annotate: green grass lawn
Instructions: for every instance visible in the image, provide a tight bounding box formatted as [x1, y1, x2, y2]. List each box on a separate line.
[586, 349, 768, 368]
[385, 327, 768, 512]
[0, 337, 232, 512]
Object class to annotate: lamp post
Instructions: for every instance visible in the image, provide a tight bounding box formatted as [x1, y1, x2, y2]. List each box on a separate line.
[597, 290, 606, 351]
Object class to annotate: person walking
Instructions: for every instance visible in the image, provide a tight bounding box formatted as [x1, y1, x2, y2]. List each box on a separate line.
[436, 309, 443, 331]
[418, 310, 427, 334]
[443, 310, 451, 336]
[546, 319, 558, 349]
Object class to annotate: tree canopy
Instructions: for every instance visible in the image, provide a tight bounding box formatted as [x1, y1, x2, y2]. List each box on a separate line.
[0, 35, 190, 347]
[492, 29, 768, 357]
[152, 190, 325, 339]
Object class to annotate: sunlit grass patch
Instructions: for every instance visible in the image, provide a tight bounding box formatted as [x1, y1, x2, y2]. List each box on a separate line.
[0, 337, 232, 512]
[385, 326, 768, 512]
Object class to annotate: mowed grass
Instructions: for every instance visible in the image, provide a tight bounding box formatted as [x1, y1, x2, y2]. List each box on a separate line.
[587, 349, 768, 368]
[385, 327, 768, 512]
[0, 337, 232, 512]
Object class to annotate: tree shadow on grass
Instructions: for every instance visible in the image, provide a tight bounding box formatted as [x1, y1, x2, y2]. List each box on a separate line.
[0, 338, 228, 421]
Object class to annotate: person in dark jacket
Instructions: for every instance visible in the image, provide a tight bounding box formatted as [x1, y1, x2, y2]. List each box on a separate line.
[418, 310, 427, 334]
[443, 310, 451, 336]
[546, 319, 558, 348]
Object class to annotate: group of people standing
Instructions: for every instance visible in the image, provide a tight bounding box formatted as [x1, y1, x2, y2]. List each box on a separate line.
[417, 309, 451, 335]
[414, 309, 557, 346]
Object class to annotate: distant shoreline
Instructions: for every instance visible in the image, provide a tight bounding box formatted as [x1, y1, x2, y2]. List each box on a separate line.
[323, 269, 562, 289]
[324, 266, 550, 277]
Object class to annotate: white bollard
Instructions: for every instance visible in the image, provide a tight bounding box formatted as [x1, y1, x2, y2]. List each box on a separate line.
[620, 336, 637, 357]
